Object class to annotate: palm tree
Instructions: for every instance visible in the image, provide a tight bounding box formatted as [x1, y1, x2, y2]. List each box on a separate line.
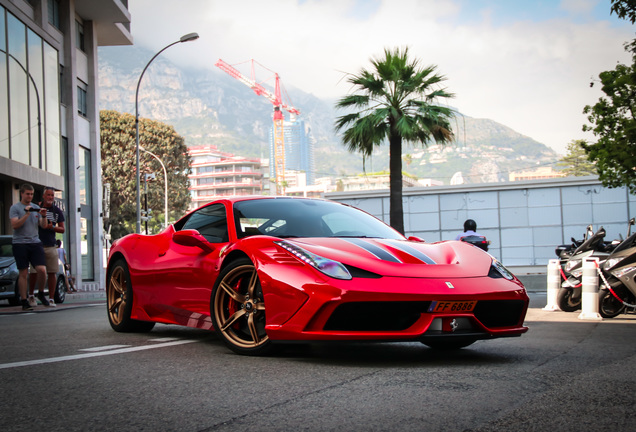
[335, 47, 455, 234]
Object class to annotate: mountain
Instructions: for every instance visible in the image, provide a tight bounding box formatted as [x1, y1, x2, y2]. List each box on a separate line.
[98, 45, 558, 184]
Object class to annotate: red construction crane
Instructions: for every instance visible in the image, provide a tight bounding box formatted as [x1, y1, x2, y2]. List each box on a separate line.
[215, 59, 299, 195]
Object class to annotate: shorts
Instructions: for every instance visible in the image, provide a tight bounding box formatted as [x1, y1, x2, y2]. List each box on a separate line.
[12, 242, 46, 270]
[29, 246, 59, 273]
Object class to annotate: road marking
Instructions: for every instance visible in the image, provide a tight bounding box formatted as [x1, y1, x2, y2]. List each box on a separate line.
[79, 345, 131, 352]
[0, 339, 198, 370]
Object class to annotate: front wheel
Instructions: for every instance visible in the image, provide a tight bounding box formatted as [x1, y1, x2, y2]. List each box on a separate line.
[54, 276, 66, 304]
[598, 289, 625, 319]
[106, 259, 155, 333]
[557, 287, 581, 312]
[211, 258, 273, 356]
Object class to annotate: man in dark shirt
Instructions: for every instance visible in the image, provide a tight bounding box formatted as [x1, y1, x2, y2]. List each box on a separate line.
[28, 186, 65, 307]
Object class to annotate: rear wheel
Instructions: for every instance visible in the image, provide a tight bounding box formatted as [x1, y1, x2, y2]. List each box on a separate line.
[211, 258, 273, 356]
[106, 259, 155, 332]
[598, 288, 625, 319]
[557, 287, 581, 312]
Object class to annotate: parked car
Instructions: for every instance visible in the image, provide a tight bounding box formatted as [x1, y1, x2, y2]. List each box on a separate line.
[0, 235, 67, 305]
[106, 196, 529, 356]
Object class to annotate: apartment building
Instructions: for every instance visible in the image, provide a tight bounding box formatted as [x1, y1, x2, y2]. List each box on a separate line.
[188, 145, 263, 209]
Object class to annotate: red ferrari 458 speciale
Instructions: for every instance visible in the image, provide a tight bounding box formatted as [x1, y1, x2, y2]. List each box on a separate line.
[106, 196, 528, 355]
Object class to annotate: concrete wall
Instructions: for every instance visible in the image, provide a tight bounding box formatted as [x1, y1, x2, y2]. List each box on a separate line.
[326, 176, 636, 270]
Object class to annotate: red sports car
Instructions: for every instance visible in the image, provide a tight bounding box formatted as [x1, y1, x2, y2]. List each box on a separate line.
[106, 197, 528, 355]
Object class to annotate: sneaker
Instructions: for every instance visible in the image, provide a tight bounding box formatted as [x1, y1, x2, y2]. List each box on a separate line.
[21, 299, 33, 311]
[48, 299, 56, 307]
[28, 296, 37, 308]
[37, 292, 50, 307]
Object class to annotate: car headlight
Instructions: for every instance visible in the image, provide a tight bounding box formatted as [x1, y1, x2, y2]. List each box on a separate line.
[491, 259, 514, 280]
[275, 241, 352, 280]
[565, 259, 581, 273]
[0, 267, 9, 277]
[603, 257, 625, 270]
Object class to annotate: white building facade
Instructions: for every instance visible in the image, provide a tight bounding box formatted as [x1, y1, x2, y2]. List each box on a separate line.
[0, 0, 132, 289]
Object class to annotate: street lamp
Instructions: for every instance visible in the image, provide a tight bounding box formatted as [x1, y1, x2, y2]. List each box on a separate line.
[140, 146, 168, 230]
[135, 32, 199, 233]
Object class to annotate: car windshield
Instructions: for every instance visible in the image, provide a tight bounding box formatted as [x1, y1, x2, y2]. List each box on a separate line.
[233, 198, 404, 240]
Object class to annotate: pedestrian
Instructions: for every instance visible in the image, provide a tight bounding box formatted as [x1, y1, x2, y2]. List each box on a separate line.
[56, 239, 76, 293]
[28, 186, 65, 306]
[9, 183, 49, 310]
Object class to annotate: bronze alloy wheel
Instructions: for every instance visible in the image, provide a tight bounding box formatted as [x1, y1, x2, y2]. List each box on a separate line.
[212, 259, 271, 355]
[108, 264, 128, 327]
[106, 259, 155, 333]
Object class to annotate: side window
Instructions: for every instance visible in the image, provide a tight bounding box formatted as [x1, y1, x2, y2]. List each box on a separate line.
[181, 203, 228, 243]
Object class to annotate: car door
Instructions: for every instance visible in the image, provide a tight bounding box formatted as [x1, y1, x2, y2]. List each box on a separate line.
[149, 203, 230, 321]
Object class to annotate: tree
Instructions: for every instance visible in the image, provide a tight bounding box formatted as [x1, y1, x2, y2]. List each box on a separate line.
[335, 47, 455, 234]
[100, 110, 191, 239]
[582, 1, 636, 193]
[611, 0, 636, 23]
[557, 140, 597, 177]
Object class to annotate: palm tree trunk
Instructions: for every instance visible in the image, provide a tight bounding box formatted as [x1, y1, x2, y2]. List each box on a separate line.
[389, 134, 404, 234]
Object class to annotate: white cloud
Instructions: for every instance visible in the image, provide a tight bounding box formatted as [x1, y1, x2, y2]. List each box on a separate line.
[126, 0, 633, 153]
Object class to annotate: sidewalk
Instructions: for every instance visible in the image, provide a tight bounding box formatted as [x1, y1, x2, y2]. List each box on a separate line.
[0, 290, 106, 315]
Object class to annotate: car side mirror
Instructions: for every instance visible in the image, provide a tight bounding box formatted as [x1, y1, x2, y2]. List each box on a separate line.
[173, 230, 214, 253]
[407, 236, 425, 242]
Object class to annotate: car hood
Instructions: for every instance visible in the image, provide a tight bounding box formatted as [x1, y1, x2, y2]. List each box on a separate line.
[281, 238, 494, 278]
[0, 256, 15, 269]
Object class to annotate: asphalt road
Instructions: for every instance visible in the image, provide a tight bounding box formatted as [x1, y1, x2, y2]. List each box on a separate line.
[0, 293, 635, 432]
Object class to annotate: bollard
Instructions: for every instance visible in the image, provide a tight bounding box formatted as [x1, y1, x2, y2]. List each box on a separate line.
[543, 259, 560, 311]
[578, 257, 603, 321]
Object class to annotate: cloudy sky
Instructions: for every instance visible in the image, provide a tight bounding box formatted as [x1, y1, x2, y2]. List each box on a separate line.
[126, 0, 634, 154]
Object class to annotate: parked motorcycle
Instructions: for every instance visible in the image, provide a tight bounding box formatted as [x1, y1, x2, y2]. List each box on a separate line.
[598, 218, 636, 318]
[557, 224, 623, 312]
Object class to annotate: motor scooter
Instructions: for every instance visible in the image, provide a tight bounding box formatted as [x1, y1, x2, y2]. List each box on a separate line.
[598, 219, 636, 318]
[556, 222, 629, 311]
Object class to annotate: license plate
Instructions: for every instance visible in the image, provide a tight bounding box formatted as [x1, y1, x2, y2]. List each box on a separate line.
[428, 300, 477, 313]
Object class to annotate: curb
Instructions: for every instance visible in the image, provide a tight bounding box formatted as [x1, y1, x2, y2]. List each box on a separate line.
[0, 291, 106, 315]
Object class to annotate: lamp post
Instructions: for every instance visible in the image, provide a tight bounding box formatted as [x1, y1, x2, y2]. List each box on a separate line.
[140, 146, 168, 230]
[135, 32, 199, 233]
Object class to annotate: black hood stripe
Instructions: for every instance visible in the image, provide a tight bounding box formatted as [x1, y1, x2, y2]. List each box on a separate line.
[343, 238, 402, 263]
[380, 240, 437, 265]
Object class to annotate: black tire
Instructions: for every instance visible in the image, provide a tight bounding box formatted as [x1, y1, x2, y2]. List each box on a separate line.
[557, 287, 581, 312]
[211, 258, 273, 356]
[598, 289, 625, 319]
[54, 276, 66, 304]
[422, 338, 476, 350]
[106, 259, 155, 333]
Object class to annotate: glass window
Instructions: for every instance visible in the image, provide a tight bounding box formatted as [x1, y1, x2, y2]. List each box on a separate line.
[180, 203, 228, 243]
[79, 146, 93, 280]
[77, 84, 87, 116]
[75, 20, 85, 52]
[27, 29, 43, 169]
[7, 13, 28, 165]
[0, 6, 8, 158]
[44, 42, 60, 175]
[79, 145, 91, 206]
[47, 0, 60, 29]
